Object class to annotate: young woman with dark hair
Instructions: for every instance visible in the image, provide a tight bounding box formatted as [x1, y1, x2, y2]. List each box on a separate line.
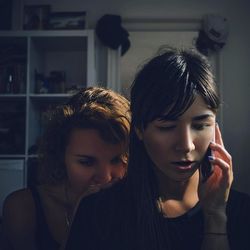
[65, 47, 250, 250]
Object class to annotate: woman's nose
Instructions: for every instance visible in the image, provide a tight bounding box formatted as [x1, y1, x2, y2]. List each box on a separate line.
[93, 164, 113, 185]
[175, 128, 195, 153]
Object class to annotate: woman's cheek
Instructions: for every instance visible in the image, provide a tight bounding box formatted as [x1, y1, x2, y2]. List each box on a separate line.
[115, 164, 127, 178]
[68, 167, 93, 191]
[196, 130, 214, 155]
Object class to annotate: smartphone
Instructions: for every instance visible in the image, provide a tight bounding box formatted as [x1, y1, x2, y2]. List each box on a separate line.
[201, 146, 214, 183]
[201, 126, 215, 182]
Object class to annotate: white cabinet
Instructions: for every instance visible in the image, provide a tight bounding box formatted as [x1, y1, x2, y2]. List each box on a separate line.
[0, 30, 96, 188]
[0, 159, 24, 216]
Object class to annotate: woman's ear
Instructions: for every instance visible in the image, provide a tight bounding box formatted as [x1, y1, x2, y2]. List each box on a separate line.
[135, 127, 143, 140]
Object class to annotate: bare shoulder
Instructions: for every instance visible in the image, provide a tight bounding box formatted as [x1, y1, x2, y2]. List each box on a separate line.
[3, 188, 35, 214]
[2, 189, 38, 249]
[3, 188, 36, 231]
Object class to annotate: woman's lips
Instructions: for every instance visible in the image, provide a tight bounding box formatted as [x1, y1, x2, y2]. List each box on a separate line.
[176, 165, 192, 170]
[172, 161, 196, 171]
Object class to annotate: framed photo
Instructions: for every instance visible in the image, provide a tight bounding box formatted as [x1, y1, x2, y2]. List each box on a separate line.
[23, 5, 50, 30]
[48, 12, 86, 30]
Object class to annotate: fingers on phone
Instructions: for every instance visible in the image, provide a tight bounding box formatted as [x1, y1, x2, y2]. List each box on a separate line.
[209, 157, 232, 186]
[215, 159, 232, 183]
[210, 141, 232, 164]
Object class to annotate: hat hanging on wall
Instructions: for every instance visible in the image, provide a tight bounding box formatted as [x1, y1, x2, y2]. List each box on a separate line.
[195, 14, 229, 56]
[95, 14, 130, 56]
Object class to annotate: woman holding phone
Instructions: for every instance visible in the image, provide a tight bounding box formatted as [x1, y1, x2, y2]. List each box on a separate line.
[65, 47, 250, 250]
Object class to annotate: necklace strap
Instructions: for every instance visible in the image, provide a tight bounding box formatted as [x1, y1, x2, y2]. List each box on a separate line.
[64, 183, 73, 227]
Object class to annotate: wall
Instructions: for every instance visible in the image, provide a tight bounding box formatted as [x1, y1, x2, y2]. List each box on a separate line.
[14, 0, 250, 194]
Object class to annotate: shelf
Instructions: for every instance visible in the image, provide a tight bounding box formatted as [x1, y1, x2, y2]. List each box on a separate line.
[0, 94, 26, 99]
[0, 29, 96, 187]
[0, 30, 92, 38]
[29, 93, 72, 98]
[0, 155, 25, 158]
[28, 154, 38, 158]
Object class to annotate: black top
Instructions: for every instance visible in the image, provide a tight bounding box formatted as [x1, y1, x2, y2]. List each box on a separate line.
[30, 187, 60, 250]
[65, 181, 250, 250]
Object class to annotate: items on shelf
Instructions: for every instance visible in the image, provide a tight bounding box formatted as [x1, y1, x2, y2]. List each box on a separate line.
[23, 4, 87, 30]
[65, 85, 85, 94]
[35, 70, 66, 94]
[0, 45, 27, 94]
[0, 104, 25, 154]
[35, 70, 85, 94]
[23, 5, 50, 30]
[48, 11, 87, 30]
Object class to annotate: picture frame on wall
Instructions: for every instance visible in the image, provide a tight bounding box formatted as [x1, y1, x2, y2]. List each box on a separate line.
[48, 11, 87, 30]
[23, 4, 50, 30]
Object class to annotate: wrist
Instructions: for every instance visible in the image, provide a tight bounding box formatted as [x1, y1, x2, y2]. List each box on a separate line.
[203, 210, 228, 234]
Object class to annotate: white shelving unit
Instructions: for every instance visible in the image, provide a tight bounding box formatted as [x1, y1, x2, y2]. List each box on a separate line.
[0, 30, 96, 187]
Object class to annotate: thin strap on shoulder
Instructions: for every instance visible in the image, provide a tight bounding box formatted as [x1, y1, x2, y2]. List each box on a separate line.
[29, 186, 60, 249]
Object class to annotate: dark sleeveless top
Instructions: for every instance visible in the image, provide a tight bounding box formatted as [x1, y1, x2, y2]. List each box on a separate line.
[30, 187, 60, 250]
[66, 181, 250, 250]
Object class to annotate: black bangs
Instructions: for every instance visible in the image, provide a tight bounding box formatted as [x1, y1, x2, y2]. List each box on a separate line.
[158, 81, 197, 121]
[131, 47, 219, 130]
[142, 68, 197, 126]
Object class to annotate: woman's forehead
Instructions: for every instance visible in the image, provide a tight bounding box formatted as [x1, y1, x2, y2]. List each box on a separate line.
[155, 95, 215, 122]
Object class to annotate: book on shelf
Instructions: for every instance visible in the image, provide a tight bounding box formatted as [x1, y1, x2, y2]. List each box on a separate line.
[0, 45, 27, 94]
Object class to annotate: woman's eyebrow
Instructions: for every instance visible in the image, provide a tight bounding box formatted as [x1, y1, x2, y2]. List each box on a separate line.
[192, 114, 214, 121]
[157, 116, 178, 122]
[74, 154, 95, 159]
[157, 113, 214, 122]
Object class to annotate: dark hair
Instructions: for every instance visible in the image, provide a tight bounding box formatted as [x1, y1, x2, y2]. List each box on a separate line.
[126, 47, 220, 249]
[37, 87, 130, 184]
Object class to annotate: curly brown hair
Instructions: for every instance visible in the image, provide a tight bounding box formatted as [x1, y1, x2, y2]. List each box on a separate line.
[37, 87, 130, 184]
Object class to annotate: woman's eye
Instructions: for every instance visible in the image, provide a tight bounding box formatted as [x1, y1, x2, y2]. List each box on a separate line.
[111, 157, 123, 165]
[78, 160, 94, 167]
[192, 123, 208, 130]
[157, 125, 176, 131]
